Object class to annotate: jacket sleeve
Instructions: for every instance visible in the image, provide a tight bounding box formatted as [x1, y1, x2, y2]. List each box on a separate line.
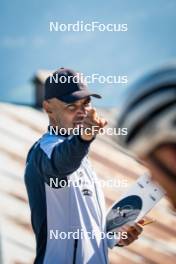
[38, 135, 94, 183]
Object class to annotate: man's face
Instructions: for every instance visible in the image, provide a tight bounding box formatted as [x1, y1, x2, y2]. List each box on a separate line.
[43, 97, 92, 130]
[141, 145, 176, 211]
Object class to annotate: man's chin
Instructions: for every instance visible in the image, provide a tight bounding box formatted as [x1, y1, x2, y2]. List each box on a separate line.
[73, 123, 83, 128]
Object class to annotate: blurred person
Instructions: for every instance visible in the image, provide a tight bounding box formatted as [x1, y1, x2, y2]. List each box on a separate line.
[24, 68, 143, 264]
[116, 64, 176, 211]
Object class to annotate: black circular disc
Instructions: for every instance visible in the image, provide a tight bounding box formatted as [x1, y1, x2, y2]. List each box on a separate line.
[106, 195, 143, 232]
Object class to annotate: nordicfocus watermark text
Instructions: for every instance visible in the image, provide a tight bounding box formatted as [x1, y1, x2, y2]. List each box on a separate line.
[49, 126, 128, 137]
[49, 177, 128, 189]
[49, 21, 128, 32]
[49, 73, 128, 85]
[50, 228, 128, 241]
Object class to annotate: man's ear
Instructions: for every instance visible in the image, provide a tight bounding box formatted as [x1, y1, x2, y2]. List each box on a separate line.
[43, 100, 52, 114]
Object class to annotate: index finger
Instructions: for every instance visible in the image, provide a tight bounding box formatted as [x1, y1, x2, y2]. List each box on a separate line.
[87, 108, 96, 118]
[124, 223, 143, 234]
[133, 223, 143, 234]
[87, 108, 100, 123]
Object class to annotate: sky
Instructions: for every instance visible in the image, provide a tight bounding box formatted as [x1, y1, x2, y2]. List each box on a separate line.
[1, 0, 176, 107]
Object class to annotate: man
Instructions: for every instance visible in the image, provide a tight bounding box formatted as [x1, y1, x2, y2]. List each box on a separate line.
[25, 68, 142, 264]
[116, 64, 176, 211]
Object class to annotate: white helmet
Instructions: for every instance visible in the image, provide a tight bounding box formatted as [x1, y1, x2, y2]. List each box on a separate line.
[117, 64, 176, 156]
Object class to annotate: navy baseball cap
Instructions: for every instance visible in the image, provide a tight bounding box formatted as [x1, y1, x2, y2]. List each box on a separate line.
[44, 67, 101, 103]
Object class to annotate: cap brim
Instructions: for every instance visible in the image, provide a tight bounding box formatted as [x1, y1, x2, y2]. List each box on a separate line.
[58, 90, 102, 103]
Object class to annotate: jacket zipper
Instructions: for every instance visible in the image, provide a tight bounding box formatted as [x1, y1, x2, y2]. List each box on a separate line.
[93, 181, 108, 264]
[73, 239, 78, 264]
